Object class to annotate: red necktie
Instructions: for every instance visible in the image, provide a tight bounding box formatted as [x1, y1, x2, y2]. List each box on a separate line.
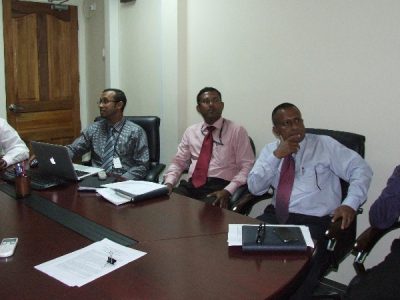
[191, 126, 215, 188]
[275, 155, 295, 223]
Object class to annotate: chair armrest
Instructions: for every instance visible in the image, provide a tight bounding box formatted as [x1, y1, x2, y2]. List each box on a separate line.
[231, 188, 274, 215]
[352, 222, 400, 274]
[325, 219, 343, 251]
[325, 207, 363, 251]
[145, 163, 166, 183]
[229, 185, 248, 207]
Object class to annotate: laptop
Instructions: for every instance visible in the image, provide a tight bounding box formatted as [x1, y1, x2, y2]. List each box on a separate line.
[31, 141, 104, 181]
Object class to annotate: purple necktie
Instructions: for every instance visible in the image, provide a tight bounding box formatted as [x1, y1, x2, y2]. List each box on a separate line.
[275, 155, 295, 223]
[191, 126, 215, 188]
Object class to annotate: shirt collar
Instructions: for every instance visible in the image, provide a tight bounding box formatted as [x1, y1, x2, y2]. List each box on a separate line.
[202, 117, 223, 131]
[107, 116, 126, 133]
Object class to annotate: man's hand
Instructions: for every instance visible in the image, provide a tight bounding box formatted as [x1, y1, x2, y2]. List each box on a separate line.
[0, 158, 7, 170]
[274, 134, 301, 158]
[210, 189, 231, 209]
[165, 183, 173, 195]
[331, 205, 356, 230]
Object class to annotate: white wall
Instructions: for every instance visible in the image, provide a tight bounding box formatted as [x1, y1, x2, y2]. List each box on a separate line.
[117, 0, 400, 285]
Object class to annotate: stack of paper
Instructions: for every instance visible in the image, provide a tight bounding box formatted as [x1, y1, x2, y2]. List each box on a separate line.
[97, 180, 168, 205]
[35, 238, 146, 287]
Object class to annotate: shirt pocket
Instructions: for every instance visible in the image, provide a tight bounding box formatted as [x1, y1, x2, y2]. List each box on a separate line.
[116, 139, 130, 156]
[297, 163, 330, 192]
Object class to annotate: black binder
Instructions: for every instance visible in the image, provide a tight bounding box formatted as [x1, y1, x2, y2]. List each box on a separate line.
[78, 175, 116, 190]
[242, 225, 307, 252]
[114, 185, 169, 203]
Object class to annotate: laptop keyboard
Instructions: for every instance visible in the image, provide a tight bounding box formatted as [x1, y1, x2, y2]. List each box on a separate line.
[1, 169, 66, 190]
[75, 169, 90, 177]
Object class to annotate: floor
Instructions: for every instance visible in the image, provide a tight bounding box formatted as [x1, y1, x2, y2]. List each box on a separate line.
[314, 277, 347, 299]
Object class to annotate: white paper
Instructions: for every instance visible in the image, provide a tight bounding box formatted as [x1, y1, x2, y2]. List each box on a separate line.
[35, 238, 146, 287]
[101, 180, 167, 195]
[227, 224, 314, 248]
[96, 187, 131, 205]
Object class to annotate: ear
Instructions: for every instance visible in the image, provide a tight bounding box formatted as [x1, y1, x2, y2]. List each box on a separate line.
[196, 105, 201, 113]
[272, 126, 280, 139]
[116, 101, 124, 110]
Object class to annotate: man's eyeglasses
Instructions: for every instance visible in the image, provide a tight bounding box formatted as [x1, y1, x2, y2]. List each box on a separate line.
[98, 98, 120, 105]
[199, 98, 222, 105]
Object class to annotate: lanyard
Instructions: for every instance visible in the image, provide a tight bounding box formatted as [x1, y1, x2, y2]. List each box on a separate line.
[106, 119, 126, 158]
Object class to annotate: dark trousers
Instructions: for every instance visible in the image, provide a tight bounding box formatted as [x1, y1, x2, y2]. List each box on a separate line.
[344, 238, 400, 300]
[173, 177, 230, 204]
[258, 205, 332, 300]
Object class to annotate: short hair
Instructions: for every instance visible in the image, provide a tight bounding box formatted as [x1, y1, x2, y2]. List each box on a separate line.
[271, 102, 299, 125]
[196, 87, 222, 104]
[103, 88, 127, 110]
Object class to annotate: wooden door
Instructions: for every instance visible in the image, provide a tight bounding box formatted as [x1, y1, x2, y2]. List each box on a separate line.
[2, 0, 81, 146]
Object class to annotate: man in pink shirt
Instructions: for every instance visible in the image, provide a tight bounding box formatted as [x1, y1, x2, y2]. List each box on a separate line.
[163, 87, 255, 208]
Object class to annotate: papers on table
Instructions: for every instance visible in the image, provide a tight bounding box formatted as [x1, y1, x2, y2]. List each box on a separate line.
[96, 188, 131, 205]
[96, 180, 168, 205]
[35, 238, 146, 287]
[228, 224, 314, 248]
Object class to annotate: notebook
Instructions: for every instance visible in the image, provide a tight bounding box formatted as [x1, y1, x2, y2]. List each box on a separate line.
[241, 225, 307, 252]
[31, 141, 104, 181]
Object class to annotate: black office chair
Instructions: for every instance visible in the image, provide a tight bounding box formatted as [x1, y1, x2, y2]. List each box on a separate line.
[231, 129, 367, 297]
[228, 137, 256, 210]
[94, 116, 165, 182]
[352, 221, 400, 275]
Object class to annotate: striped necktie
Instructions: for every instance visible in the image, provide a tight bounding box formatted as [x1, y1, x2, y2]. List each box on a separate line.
[102, 126, 115, 173]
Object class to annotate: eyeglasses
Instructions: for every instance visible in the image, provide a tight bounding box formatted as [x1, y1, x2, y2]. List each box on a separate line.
[199, 98, 222, 105]
[98, 98, 120, 105]
[276, 118, 303, 128]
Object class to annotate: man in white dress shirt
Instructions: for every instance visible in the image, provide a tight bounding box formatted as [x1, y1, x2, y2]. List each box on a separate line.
[0, 118, 29, 170]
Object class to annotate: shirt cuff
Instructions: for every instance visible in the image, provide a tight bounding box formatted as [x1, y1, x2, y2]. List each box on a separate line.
[163, 175, 177, 187]
[342, 198, 360, 212]
[224, 182, 239, 195]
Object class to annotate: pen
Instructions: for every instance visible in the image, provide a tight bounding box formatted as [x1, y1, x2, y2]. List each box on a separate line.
[113, 188, 136, 201]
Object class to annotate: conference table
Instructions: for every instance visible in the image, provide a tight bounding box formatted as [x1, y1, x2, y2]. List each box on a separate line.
[0, 180, 312, 299]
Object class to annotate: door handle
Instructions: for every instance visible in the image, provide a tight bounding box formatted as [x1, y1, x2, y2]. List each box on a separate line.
[8, 103, 24, 113]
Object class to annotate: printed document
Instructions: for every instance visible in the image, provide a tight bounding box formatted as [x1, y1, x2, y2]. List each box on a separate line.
[35, 238, 146, 287]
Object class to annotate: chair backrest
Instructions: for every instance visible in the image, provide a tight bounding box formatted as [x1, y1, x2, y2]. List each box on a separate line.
[95, 116, 161, 168]
[306, 128, 365, 158]
[249, 136, 256, 156]
[125, 116, 161, 168]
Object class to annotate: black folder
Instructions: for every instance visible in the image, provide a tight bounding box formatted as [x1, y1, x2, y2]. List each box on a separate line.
[78, 175, 116, 190]
[242, 225, 307, 252]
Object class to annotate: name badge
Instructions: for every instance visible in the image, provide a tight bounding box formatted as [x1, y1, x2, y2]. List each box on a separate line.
[113, 157, 122, 169]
